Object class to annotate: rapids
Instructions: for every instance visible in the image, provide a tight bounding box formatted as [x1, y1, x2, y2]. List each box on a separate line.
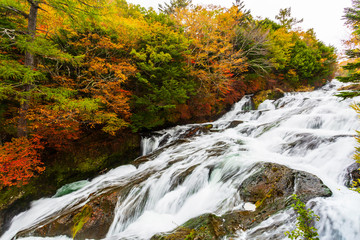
[2, 80, 360, 240]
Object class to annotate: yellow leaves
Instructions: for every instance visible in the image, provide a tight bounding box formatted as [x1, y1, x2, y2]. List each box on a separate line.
[86, 57, 136, 83]
[92, 111, 129, 135]
[111, 62, 137, 82]
[269, 28, 295, 70]
[37, 3, 65, 35]
[89, 57, 107, 74]
[174, 5, 247, 98]
[287, 69, 297, 77]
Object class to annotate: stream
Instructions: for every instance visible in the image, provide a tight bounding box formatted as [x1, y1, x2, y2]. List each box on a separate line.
[2, 79, 360, 240]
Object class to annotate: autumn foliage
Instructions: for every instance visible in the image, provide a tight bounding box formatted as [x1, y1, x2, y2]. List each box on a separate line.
[0, 137, 45, 188]
[0, 0, 337, 186]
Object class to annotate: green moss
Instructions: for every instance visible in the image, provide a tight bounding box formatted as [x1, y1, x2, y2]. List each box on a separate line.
[184, 227, 213, 240]
[184, 229, 196, 240]
[75, 155, 107, 173]
[253, 90, 272, 109]
[150, 227, 193, 240]
[72, 204, 92, 238]
[0, 187, 24, 210]
[252, 89, 284, 109]
[255, 188, 273, 208]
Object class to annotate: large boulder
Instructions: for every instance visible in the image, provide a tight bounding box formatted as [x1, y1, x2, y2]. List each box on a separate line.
[152, 162, 332, 240]
[20, 190, 119, 239]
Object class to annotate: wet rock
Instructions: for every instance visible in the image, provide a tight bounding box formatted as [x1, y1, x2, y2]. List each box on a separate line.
[17, 152, 204, 240]
[227, 120, 244, 129]
[158, 133, 172, 147]
[169, 165, 199, 191]
[181, 124, 213, 138]
[151, 162, 332, 240]
[24, 190, 119, 239]
[239, 162, 332, 205]
[345, 162, 360, 187]
[133, 139, 190, 167]
[131, 155, 151, 167]
[205, 141, 229, 158]
[241, 98, 255, 111]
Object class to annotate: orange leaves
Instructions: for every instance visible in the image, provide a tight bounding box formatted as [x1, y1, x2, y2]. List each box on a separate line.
[28, 107, 81, 150]
[0, 137, 45, 188]
[58, 30, 136, 133]
[171, 5, 249, 115]
[93, 81, 132, 119]
[176, 5, 247, 94]
[86, 57, 136, 84]
[88, 57, 108, 75]
[71, 33, 124, 52]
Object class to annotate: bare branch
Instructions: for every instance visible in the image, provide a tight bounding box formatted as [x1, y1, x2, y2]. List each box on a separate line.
[0, 28, 16, 40]
[2, 6, 29, 19]
[77, 0, 102, 9]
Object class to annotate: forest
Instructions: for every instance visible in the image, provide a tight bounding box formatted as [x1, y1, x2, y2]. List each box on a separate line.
[0, 0, 338, 191]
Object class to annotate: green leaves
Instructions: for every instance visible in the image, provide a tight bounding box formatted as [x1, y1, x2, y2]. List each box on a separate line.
[129, 19, 194, 130]
[285, 194, 320, 240]
[17, 36, 82, 64]
[289, 41, 321, 80]
[0, 59, 46, 83]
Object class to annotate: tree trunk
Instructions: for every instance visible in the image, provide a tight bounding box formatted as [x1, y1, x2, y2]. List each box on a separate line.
[18, 1, 39, 137]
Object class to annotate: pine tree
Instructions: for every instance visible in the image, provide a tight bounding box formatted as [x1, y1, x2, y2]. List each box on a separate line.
[275, 7, 303, 30]
[337, 0, 360, 84]
[158, 0, 192, 15]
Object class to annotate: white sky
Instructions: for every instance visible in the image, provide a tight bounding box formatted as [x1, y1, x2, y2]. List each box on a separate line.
[127, 0, 353, 54]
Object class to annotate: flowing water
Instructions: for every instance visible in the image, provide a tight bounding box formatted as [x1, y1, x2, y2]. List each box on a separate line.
[2, 80, 360, 240]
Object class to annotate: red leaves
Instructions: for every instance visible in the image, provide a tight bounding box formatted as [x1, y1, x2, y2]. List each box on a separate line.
[0, 137, 45, 188]
[28, 107, 81, 151]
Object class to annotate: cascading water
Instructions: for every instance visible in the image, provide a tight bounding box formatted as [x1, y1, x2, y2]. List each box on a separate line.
[2, 80, 360, 240]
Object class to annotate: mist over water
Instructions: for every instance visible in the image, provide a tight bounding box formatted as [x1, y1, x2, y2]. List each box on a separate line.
[3, 80, 360, 240]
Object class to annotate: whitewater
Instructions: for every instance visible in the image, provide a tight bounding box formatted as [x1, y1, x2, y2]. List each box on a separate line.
[2, 79, 360, 240]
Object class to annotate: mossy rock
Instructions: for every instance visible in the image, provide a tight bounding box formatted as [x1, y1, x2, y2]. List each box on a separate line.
[151, 214, 229, 240]
[252, 89, 285, 109]
[295, 85, 315, 92]
[22, 190, 120, 239]
[72, 205, 92, 238]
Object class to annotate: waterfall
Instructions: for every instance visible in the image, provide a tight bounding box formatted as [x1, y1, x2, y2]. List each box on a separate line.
[2, 79, 360, 240]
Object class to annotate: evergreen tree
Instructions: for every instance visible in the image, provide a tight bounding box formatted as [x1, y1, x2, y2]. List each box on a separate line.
[337, 0, 360, 84]
[275, 7, 303, 30]
[158, 0, 191, 15]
